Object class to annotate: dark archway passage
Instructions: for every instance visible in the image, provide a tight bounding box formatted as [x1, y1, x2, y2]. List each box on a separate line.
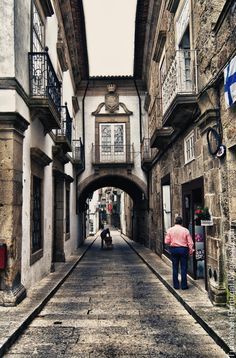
[77, 173, 149, 245]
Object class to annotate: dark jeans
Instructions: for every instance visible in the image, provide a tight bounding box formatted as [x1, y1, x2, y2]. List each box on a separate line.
[170, 247, 189, 289]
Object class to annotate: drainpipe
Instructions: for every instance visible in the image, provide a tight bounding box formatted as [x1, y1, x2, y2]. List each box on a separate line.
[134, 78, 150, 246]
[82, 80, 89, 169]
[133, 79, 142, 143]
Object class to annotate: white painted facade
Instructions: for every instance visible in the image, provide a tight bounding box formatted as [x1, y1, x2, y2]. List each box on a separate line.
[0, 0, 80, 291]
[88, 190, 100, 235]
[78, 92, 147, 186]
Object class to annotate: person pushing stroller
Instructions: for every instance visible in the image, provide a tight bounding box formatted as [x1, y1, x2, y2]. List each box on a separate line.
[100, 225, 112, 249]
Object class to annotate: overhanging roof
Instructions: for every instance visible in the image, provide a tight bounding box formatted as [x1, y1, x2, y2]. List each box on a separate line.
[59, 0, 89, 86]
[133, 0, 150, 79]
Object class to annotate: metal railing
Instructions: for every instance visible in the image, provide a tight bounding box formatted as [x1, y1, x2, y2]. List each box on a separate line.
[92, 144, 134, 164]
[162, 49, 197, 115]
[56, 105, 72, 144]
[72, 139, 84, 163]
[29, 48, 61, 111]
[141, 138, 152, 162]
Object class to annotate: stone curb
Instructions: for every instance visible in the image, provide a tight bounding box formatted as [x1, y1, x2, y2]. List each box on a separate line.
[122, 235, 233, 357]
[0, 236, 97, 357]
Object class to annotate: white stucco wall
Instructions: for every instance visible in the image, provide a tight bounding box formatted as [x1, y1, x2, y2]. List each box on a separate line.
[88, 190, 100, 235]
[0, 0, 15, 77]
[1, 1, 80, 289]
[78, 92, 147, 186]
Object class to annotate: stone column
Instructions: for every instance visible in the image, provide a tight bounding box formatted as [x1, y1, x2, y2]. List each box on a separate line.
[0, 113, 29, 306]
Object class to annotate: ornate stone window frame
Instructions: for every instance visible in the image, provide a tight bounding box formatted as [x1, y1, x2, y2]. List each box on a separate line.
[95, 115, 131, 149]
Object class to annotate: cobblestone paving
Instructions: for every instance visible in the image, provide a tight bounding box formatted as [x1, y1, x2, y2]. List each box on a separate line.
[5, 232, 227, 357]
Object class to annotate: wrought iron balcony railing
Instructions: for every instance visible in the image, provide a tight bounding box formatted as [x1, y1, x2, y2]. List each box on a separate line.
[55, 105, 72, 144]
[72, 139, 84, 164]
[141, 138, 152, 162]
[29, 49, 61, 112]
[141, 138, 152, 170]
[161, 50, 198, 116]
[92, 144, 134, 165]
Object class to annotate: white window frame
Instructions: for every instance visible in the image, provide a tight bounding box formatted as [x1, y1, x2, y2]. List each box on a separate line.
[32, 2, 45, 52]
[99, 123, 126, 163]
[184, 130, 195, 164]
[159, 47, 167, 86]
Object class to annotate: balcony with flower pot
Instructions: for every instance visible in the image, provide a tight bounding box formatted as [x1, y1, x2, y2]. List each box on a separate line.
[195, 207, 213, 226]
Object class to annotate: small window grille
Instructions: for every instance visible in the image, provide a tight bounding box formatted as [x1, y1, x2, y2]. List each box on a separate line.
[32, 175, 42, 253]
[184, 131, 195, 164]
[66, 189, 70, 234]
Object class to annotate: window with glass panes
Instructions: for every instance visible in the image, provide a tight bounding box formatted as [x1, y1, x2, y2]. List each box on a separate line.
[184, 131, 195, 163]
[32, 2, 45, 52]
[32, 175, 42, 253]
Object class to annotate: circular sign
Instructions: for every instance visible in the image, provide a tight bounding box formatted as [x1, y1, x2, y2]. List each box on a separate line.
[206, 127, 221, 156]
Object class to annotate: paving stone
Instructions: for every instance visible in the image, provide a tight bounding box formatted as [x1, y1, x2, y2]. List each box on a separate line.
[4, 233, 227, 357]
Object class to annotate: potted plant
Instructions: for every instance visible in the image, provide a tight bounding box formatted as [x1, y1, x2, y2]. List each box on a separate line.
[195, 207, 213, 226]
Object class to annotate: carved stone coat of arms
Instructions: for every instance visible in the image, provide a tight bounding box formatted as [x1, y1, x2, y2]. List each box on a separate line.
[105, 84, 119, 113]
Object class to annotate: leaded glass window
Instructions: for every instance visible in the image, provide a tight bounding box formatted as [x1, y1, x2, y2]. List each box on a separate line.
[114, 125, 124, 152]
[101, 125, 111, 152]
[99, 123, 125, 162]
[32, 175, 42, 253]
[32, 3, 44, 52]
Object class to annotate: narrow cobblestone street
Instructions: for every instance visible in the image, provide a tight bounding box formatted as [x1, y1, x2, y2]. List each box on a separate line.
[5, 231, 226, 357]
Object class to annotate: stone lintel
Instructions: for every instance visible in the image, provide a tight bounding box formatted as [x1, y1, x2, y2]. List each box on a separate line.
[196, 109, 220, 135]
[150, 127, 175, 148]
[0, 78, 29, 105]
[30, 147, 52, 167]
[53, 169, 73, 183]
[0, 112, 29, 134]
[52, 145, 69, 164]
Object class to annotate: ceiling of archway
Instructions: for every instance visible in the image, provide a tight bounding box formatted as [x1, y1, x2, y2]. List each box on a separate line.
[78, 174, 147, 211]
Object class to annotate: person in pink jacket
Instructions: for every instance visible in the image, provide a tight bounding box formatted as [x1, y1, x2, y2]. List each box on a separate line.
[165, 216, 194, 290]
